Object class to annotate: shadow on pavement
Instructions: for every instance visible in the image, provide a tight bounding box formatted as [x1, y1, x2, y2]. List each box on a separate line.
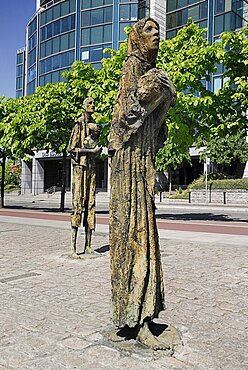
[156, 212, 248, 223]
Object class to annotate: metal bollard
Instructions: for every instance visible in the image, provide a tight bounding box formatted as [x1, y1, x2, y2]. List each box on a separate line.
[189, 191, 191, 203]
[223, 191, 226, 204]
[159, 192, 162, 202]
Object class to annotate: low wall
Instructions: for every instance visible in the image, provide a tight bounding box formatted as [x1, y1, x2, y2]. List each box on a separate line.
[189, 189, 248, 205]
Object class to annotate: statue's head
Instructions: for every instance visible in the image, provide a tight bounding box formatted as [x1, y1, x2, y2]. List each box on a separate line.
[127, 17, 160, 63]
[83, 97, 95, 113]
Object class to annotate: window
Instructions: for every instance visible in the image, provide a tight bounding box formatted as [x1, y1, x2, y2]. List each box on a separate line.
[69, 32, 75, 48]
[82, 11, 91, 26]
[82, 0, 91, 9]
[16, 91, 23, 98]
[28, 33, 37, 51]
[188, 5, 199, 21]
[61, 1, 70, 17]
[69, 0, 76, 12]
[28, 65, 36, 82]
[103, 24, 112, 42]
[200, 2, 208, 19]
[104, 6, 113, 22]
[16, 77, 22, 90]
[91, 26, 103, 44]
[90, 46, 103, 62]
[52, 71, 60, 83]
[61, 34, 69, 50]
[46, 8, 53, 23]
[17, 53, 23, 64]
[47, 23, 53, 38]
[215, 0, 224, 14]
[213, 76, 222, 92]
[82, 28, 90, 45]
[28, 18, 37, 37]
[53, 20, 61, 36]
[166, 29, 177, 39]
[92, 8, 104, 25]
[28, 48, 36, 68]
[27, 80, 36, 95]
[16, 65, 23, 77]
[167, 0, 177, 12]
[178, 0, 187, 8]
[61, 17, 70, 33]
[215, 14, 224, 34]
[53, 4, 60, 19]
[61, 52, 70, 67]
[52, 54, 60, 70]
[52, 36, 60, 54]
[167, 13, 177, 29]
[120, 5, 130, 20]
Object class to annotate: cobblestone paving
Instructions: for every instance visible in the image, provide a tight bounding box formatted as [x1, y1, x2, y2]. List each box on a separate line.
[0, 222, 247, 369]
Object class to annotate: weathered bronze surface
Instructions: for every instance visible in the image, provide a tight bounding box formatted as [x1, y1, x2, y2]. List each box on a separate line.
[108, 18, 176, 350]
[67, 97, 101, 256]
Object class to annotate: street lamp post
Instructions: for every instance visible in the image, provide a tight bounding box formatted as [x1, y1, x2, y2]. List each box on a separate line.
[0, 148, 5, 208]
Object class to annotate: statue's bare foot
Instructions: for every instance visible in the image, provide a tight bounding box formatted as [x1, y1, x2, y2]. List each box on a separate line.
[84, 246, 92, 254]
[137, 322, 170, 351]
[70, 252, 81, 259]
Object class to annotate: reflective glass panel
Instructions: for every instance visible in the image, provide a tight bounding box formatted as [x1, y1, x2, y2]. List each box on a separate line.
[104, 6, 113, 22]
[82, 11, 91, 26]
[103, 24, 112, 42]
[61, 34, 69, 50]
[82, 28, 90, 45]
[61, 1, 70, 16]
[92, 8, 104, 25]
[91, 26, 103, 44]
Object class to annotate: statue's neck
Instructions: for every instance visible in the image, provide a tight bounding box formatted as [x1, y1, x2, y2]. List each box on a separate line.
[84, 112, 92, 122]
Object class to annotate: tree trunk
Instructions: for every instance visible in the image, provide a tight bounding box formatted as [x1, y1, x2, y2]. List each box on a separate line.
[168, 171, 172, 195]
[60, 149, 67, 212]
[0, 153, 6, 208]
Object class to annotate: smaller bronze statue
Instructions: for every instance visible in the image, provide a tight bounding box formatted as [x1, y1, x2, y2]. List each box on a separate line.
[67, 97, 101, 256]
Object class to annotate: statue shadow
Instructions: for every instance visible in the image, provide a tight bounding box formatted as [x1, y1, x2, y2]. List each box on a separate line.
[156, 212, 248, 222]
[116, 322, 168, 341]
[95, 245, 109, 254]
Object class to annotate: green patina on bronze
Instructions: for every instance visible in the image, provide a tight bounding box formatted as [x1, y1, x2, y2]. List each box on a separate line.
[67, 97, 101, 256]
[108, 18, 176, 350]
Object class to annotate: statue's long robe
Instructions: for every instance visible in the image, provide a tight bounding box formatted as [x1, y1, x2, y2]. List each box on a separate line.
[67, 116, 96, 230]
[109, 57, 176, 328]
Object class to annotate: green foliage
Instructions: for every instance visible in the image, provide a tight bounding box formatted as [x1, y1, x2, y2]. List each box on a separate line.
[189, 175, 248, 190]
[156, 20, 219, 171]
[0, 160, 21, 187]
[0, 21, 247, 175]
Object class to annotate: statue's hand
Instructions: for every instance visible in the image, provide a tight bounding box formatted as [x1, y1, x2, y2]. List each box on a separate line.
[88, 123, 99, 132]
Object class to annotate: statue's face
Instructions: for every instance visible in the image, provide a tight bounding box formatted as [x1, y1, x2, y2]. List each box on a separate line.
[84, 99, 95, 113]
[141, 20, 159, 51]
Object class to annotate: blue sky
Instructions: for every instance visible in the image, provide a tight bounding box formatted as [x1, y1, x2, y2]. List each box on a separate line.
[0, 1, 36, 98]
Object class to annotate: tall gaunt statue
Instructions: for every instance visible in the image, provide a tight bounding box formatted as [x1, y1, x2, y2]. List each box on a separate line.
[108, 18, 176, 349]
[68, 97, 101, 256]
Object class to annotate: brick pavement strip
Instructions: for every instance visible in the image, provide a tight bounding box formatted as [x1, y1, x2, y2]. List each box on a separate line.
[0, 222, 247, 370]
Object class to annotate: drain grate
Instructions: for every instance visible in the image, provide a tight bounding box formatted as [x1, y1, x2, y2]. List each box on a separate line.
[0, 272, 41, 283]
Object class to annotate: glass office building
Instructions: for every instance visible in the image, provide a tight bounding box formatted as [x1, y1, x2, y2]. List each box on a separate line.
[166, 0, 247, 41]
[16, 0, 153, 98]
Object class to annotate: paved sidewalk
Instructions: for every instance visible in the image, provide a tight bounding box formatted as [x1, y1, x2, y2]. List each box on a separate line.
[0, 220, 247, 369]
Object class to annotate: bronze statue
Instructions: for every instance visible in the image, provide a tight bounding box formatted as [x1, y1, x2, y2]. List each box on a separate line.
[68, 97, 101, 256]
[108, 18, 176, 349]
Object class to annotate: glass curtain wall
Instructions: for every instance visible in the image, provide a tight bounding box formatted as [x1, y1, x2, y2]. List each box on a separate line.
[38, 0, 76, 87]
[16, 49, 26, 98]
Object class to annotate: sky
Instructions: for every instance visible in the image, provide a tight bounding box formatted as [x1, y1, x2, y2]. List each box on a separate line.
[0, 0, 36, 98]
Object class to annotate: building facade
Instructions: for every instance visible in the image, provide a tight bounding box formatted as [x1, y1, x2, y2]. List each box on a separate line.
[18, 0, 166, 194]
[17, 1, 247, 194]
[16, 0, 164, 98]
